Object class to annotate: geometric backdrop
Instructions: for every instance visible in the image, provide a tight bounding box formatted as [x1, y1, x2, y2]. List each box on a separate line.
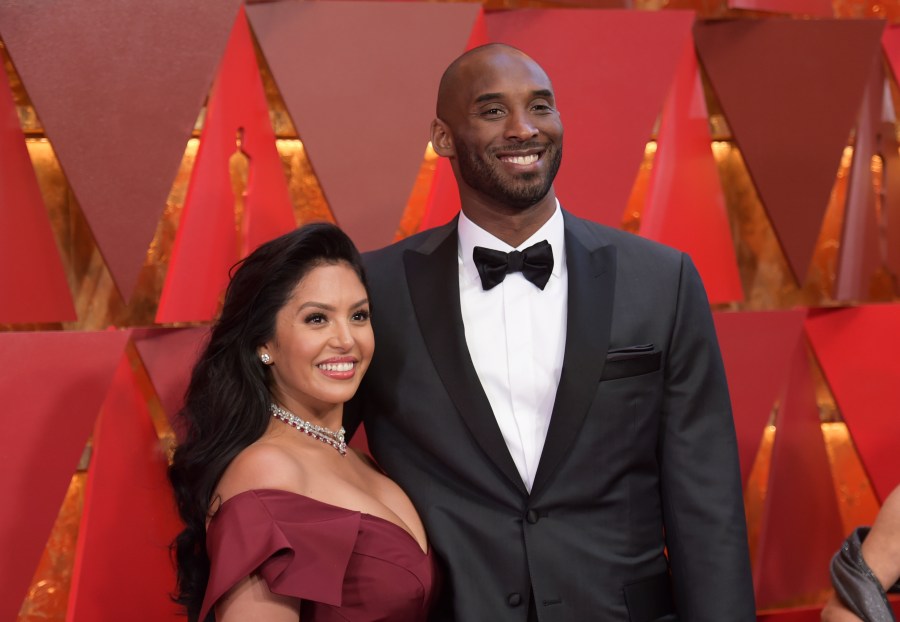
[1, 1, 899, 620]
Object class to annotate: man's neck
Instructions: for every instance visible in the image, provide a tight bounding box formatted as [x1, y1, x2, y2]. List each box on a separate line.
[460, 192, 557, 248]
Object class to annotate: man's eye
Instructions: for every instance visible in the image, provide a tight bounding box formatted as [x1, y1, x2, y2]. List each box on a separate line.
[304, 313, 327, 325]
[482, 107, 505, 117]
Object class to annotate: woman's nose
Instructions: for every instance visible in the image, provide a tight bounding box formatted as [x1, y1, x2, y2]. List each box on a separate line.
[330, 321, 354, 349]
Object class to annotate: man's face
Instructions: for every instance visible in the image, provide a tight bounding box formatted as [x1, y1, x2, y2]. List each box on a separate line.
[443, 49, 563, 211]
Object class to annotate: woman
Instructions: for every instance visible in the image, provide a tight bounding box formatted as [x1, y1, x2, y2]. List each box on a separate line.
[168, 223, 435, 622]
[822, 485, 900, 622]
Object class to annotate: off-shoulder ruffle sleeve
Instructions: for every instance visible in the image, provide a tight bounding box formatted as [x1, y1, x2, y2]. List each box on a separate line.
[199, 489, 361, 621]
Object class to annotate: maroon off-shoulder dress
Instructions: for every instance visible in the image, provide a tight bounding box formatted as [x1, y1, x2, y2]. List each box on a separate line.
[199, 489, 437, 621]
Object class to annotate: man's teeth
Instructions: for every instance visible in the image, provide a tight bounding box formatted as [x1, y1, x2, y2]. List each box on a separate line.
[502, 154, 539, 165]
[318, 362, 354, 372]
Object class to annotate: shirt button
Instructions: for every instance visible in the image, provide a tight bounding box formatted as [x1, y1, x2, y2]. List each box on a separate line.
[507, 593, 522, 607]
[526, 509, 539, 524]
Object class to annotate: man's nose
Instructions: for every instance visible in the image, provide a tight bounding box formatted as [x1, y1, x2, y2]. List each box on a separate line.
[504, 110, 538, 141]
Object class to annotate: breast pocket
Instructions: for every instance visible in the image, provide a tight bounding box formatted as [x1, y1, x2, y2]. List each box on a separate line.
[601, 344, 661, 381]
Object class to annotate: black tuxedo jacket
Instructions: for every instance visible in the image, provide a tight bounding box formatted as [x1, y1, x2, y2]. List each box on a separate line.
[349, 211, 755, 621]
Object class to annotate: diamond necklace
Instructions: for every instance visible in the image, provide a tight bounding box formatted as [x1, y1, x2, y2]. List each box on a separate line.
[269, 403, 347, 456]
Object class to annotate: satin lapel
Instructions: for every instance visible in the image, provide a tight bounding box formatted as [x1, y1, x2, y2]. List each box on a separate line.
[403, 224, 528, 495]
[531, 215, 616, 498]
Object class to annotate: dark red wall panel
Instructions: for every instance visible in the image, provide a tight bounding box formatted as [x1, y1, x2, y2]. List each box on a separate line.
[0, 0, 243, 299]
[0, 331, 128, 621]
[695, 19, 884, 283]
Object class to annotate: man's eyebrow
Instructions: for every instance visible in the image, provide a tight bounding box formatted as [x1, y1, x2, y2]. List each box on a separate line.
[473, 89, 554, 104]
[474, 92, 503, 104]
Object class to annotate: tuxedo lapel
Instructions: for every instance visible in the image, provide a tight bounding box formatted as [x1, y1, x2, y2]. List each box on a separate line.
[403, 222, 528, 496]
[531, 214, 616, 498]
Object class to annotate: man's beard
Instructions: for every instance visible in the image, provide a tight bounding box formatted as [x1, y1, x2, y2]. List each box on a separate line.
[455, 139, 562, 210]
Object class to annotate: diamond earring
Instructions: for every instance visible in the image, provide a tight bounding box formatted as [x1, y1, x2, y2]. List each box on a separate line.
[260, 353, 272, 364]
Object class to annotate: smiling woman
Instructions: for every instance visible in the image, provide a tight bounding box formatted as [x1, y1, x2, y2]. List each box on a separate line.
[167, 222, 436, 622]
[259, 261, 374, 436]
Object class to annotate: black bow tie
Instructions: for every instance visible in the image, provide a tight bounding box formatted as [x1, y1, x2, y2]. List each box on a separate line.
[472, 240, 554, 291]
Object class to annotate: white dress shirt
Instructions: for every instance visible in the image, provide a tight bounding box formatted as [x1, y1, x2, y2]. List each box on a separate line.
[457, 204, 568, 491]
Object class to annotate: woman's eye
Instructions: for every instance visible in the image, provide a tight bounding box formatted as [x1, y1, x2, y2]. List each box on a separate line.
[304, 313, 327, 325]
[352, 309, 371, 322]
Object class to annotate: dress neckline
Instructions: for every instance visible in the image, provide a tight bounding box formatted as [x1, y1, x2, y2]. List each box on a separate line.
[218, 488, 430, 556]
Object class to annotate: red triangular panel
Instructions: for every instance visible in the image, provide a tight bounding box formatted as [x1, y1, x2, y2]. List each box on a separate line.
[834, 57, 884, 301]
[418, 9, 488, 232]
[753, 338, 844, 609]
[694, 19, 885, 283]
[728, 0, 833, 16]
[66, 355, 182, 622]
[880, 116, 900, 292]
[0, 0, 243, 299]
[757, 606, 825, 622]
[0, 54, 75, 323]
[247, 1, 480, 251]
[466, 6, 489, 51]
[420, 157, 461, 231]
[883, 26, 900, 87]
[157, 8, 296, 323]
[485, 10, 695, 226]
[805, 304, 900, 502]
[348, 422, 370, 457]
[884, 142, 900, 291]
[713, 310, 806, 487]
[132, 327, 209, 429]
[640, 36, 743, 303]
[881, 27, 900, 282]
[0, 330, 128, 622]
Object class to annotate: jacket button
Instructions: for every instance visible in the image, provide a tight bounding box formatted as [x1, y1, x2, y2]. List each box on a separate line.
[526, 509, 539, 524]
[507, 593, 522, 607]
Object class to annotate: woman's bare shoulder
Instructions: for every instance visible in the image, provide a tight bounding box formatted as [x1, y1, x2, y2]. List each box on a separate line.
[214, 441, 310, 505]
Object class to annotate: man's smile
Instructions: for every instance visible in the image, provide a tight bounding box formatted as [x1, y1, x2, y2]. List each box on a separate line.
[498, 153, 540, 166]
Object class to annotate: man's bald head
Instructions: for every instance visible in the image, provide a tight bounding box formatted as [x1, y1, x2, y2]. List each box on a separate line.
[435, 44, 551, 120]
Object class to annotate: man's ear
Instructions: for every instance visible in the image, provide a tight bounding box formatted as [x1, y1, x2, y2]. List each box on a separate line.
[430, 118, 454, 157]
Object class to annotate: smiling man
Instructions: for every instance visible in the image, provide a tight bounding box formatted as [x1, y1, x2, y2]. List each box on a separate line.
[349, 43, 756, 622]
[434, 45, 563, 224]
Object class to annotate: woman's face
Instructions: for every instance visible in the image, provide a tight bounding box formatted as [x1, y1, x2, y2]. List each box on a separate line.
[259, 262, 373, 418]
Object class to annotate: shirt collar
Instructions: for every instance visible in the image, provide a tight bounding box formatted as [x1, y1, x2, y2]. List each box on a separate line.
[458, 200, 566, 286]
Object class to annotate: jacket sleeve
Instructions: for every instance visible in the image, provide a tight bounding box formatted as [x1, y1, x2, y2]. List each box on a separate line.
[658, 254, 756, 621]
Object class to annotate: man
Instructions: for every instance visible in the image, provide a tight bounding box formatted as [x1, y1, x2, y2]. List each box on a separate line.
[349, 43, 756, 621]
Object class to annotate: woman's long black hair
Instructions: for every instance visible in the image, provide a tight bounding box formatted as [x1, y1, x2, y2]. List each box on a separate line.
[168, 222, 367, 621]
